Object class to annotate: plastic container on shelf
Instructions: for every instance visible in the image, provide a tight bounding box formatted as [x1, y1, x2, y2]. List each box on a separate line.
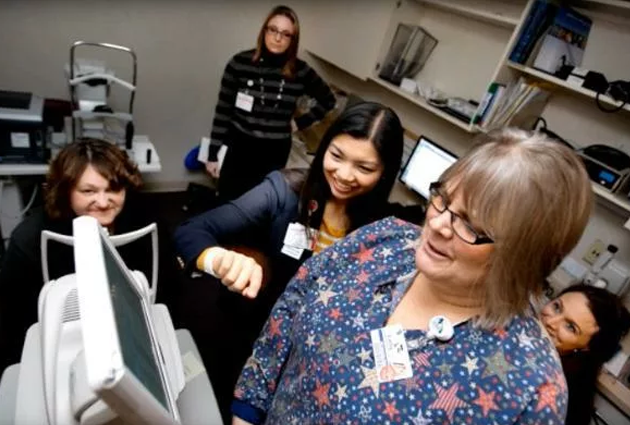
[378, 23, 438, 86]
[584, 244, 618, 285]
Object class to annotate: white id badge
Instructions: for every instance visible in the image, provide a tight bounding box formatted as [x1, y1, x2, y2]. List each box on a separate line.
[370, 324, 413, 383]
[283, 223, 317, 251]
[281, 244, 304, 260]
[235, 92, 254, 112]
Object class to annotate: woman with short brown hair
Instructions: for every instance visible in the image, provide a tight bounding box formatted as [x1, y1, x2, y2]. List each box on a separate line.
[0, 138, 150, 374]
[44, 137, 142, 222]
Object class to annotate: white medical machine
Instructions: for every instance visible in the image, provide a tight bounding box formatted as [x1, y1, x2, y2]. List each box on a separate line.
[67, 41, 137, 149]
[1, 216, 197, 425]
[73, 215, 182, 424]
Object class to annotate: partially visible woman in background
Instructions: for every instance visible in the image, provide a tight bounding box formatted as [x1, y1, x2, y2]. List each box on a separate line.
[541, 284, 630, 425]
[0, 138, 163, 374]
[205, 4, 336, 202]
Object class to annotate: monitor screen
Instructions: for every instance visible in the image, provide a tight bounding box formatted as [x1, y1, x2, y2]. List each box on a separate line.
[74, 216, 178, 425]
[399, 136, 458, 199]
[102, 237, 169, 410]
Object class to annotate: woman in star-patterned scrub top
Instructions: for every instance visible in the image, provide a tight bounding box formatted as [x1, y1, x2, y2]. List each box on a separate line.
[232, 128, 593, 424]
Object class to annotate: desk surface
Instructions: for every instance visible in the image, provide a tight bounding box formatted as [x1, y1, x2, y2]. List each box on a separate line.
[598, 371, 630, 417]
[0, 135, 161, 176]
[0, 326, 222, 425]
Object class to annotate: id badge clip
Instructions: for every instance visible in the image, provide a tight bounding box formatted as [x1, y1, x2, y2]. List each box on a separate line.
[427, 315, 454, 342]
[406, 315, 455, 351]
[281, 222, 318, 260]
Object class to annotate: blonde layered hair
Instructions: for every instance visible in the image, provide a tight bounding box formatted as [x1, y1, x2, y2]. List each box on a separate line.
[440, 128, 592, 328]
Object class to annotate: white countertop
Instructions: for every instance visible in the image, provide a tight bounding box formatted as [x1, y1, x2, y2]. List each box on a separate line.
[0, 134, 161, 176]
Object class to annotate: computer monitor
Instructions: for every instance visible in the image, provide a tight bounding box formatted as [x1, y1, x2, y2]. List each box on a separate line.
[73, 216, 180, 425]
[399, 136, 458, 200]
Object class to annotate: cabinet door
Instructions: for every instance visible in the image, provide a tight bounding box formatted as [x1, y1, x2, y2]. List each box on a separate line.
[299, 0, 397, 80]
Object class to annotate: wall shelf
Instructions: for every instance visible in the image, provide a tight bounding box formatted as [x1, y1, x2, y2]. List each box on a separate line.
[507, 61, 630, 113]
[580, 0, 630, 8]
[592, 183, 630, 214]
[575, 0, 630, 19]
[415, 0, 522, 28]
[368, 76, 477, 133]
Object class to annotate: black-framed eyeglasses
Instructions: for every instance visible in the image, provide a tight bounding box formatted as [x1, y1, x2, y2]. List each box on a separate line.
[428, 182, 494, 245]
[266, 25, 294, 40]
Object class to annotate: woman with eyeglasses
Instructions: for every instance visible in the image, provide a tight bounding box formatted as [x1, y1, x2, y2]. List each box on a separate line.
[205, 5, 336, 202]
[231, 128, 593, 424]
[0, 139, 178, 375]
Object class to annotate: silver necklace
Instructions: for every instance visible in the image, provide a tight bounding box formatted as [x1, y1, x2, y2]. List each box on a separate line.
[259, 77, 285, 108]
[257, 56, 285, 108]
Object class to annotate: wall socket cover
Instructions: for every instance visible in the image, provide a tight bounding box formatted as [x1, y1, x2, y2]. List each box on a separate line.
[547, 256, 588, 295]
[583, 239, 605, 265]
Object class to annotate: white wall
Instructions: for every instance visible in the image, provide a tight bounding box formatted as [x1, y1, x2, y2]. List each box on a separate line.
[2, 1, 630, 273]
[380, 1, 515, 100]
[302, 52, 477, 201]
[304, 48, 630, 272]
[0, 0, 298, 190]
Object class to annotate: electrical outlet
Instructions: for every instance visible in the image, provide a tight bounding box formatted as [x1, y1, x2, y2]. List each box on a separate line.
[583, 239, 605, 265]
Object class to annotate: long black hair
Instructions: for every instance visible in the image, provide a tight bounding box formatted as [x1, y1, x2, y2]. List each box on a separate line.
[297, 101, 404, 232]
[560, 284, 630, 363]
[558, 284, 630, 425]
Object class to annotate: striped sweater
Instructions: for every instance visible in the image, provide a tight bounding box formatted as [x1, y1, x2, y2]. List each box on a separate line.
[208, 49, 336, 161]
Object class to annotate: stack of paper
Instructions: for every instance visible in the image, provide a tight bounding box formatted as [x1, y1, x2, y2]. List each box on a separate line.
[198, 137, 228, 171]
[480, 77, 551, 130]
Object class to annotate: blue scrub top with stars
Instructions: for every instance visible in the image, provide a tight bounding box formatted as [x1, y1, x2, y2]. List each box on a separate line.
[234, 216, 568, 425]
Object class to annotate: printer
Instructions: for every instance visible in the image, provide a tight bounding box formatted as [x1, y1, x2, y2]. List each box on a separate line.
[0, 90, 50, 163]
[577, 144, 630, 193]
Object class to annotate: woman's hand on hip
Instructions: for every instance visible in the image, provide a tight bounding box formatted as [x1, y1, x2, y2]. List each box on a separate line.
[205, 161, 220, 178]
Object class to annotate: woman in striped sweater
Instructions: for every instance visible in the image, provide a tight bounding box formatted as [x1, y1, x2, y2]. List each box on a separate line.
[207, 5, 336, 202]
